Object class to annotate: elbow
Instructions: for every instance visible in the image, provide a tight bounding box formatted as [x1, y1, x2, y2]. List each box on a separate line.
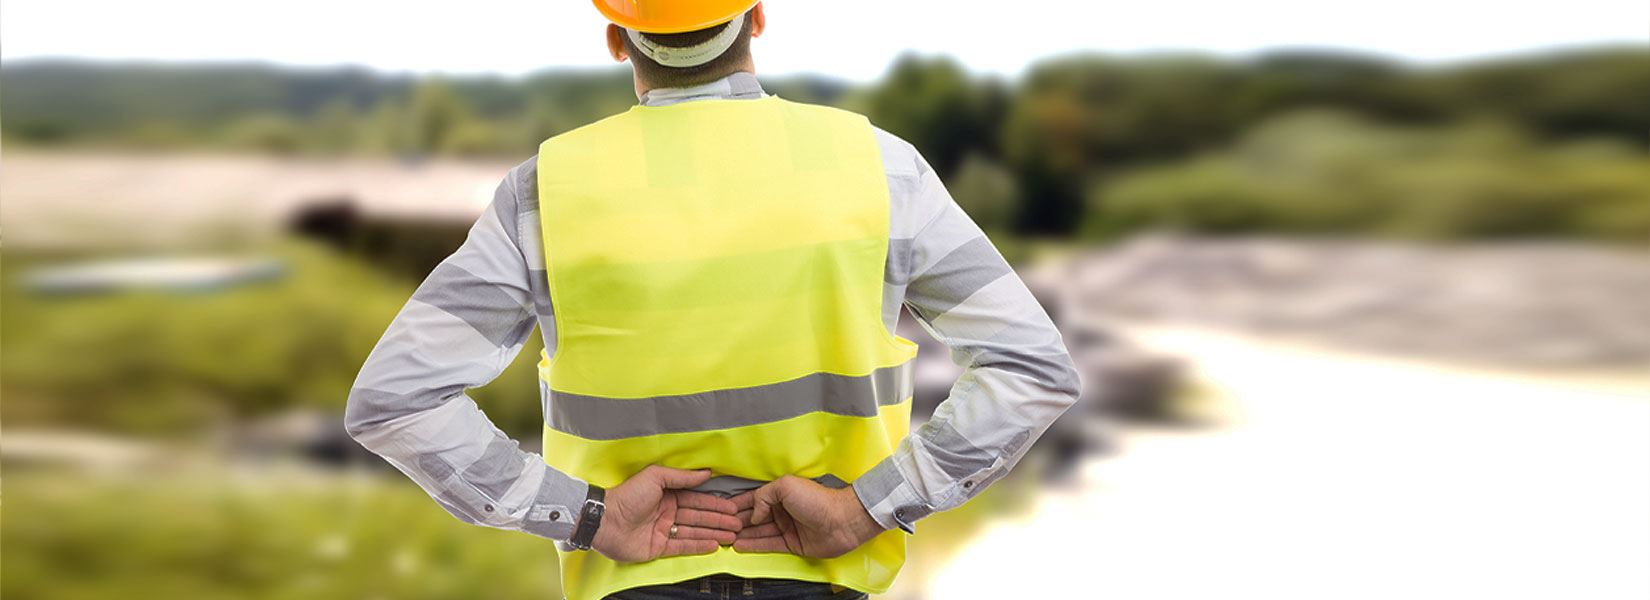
[975, 349, 1083, 409]
[344, 384, 465, 440]
[1044, 354, 1083, 415]
[1053, 358, 1084, 408]
[1037, 353, 1086, 416]
[343, 386, 409, 440]
[342, 388, 377, 440]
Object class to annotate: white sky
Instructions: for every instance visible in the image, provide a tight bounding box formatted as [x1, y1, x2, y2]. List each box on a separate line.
[3, 0, 1645, 81]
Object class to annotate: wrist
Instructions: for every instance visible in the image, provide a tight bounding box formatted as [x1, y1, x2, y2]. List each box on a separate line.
[589, 516, 618, 557]
[568, 483, 606, 550]
[839, 486, 886, 542]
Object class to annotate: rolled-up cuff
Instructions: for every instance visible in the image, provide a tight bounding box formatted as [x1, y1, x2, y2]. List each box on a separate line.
[852, 457, 934, 534]
[519, 464, 586, 541]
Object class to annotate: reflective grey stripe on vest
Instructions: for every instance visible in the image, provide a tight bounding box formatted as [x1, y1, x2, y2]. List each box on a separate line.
[690, 474, 849, 498]
[548, 360, 914, 440]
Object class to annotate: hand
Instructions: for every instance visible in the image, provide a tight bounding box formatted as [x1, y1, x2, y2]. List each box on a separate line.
[590, 465, 743, 563]
[731, 475, 886, 559]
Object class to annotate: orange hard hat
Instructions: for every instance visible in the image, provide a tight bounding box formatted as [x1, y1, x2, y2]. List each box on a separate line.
[592, 0, 759, 34]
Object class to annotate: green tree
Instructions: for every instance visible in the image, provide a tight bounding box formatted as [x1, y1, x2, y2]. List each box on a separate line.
[360, 98, 411, 155]
[860, 54, 1005, 179]
[222, 113, 305, 154]
[947, 154, 1020, 235]
[310, 98, 362, 154]
[408, 79, 476, 155]
[1001, 54, 1245, 234]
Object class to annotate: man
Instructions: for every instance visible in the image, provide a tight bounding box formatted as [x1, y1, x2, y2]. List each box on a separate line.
[344, 1, 1082, 598]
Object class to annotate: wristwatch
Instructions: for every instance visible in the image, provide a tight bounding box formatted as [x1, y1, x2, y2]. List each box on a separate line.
[567, 483, 606, 551]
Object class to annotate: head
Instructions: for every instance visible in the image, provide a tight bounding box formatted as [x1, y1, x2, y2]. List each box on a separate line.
[604, 2, 766, 96]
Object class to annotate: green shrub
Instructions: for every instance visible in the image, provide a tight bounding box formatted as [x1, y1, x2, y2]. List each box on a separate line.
[1084, 110, 1650, 241]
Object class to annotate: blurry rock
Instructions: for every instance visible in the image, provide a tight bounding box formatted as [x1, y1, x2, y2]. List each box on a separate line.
[1063, 324, 1187, 422]
[232, 410, 382, 468]
[898, 278, 1188, 482]
[287, 197, 472, 279]
[288, 196, 362, 249]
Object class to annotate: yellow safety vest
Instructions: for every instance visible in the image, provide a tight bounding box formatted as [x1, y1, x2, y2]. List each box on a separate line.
[535, 95, 919, 600]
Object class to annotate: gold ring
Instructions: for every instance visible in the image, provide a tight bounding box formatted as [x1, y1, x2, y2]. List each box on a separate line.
[669, 525, 678, 537]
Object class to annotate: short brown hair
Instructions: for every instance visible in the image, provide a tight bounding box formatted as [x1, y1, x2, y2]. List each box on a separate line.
[621, 12, 754, 88]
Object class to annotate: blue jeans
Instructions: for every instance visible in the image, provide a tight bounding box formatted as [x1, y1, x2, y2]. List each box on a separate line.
[604, 574, 869, 599]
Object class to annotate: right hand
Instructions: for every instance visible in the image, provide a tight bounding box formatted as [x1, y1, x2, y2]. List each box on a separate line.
[729, 475, 886, 559]
[589, 465, 743, 563]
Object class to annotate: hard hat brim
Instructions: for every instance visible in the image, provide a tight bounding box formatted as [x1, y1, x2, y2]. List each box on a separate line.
[593, 0, 760, 34]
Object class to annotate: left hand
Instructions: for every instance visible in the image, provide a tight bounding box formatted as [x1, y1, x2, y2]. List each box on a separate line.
[729, 475, 886, 558]
[590, 466, 741, 563]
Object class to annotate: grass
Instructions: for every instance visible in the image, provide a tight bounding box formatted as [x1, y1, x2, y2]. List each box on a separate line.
[2, 464, 1036, 599]
[2, 467, 564, 600]
[0, 239, 554, 438]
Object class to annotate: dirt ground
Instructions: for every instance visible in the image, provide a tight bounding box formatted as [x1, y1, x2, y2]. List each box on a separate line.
[0, 151, 511, 249]
[922, 324, 1650, 599]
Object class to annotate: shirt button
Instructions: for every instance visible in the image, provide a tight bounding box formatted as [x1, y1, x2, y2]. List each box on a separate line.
[549, 511, 561, 521]
[963, 480, 975, 489]
[894, 508, 907, 519]
[483, 504, 494, 513]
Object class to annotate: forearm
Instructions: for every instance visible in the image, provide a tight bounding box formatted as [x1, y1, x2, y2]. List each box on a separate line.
[349, 391, 587, 539]
[854, 168, 1082, 533]
[855, 359, 1079, 532]
[345, 160, 586, 541]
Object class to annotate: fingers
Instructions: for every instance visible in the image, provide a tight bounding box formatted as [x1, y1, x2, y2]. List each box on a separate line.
[774, 509, 804, 554]
[729, 492, 756, 512]
[732, 536, 791, 553]
[750, 494, 773, 525]
[675, 508, 742, 532]
[670, 525, 737, 545]
[733, 504, 802, 555]
[644, 466, 714, 490]
[749, 477, 794, 525]
[736, 510, 754, 526]
[676, 492, 739, 515]
[737, 522, 782, 538]
[662, 538, 719, 557]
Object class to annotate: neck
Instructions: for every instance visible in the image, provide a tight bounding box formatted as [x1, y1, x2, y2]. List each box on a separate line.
[632, 62, 757, 99]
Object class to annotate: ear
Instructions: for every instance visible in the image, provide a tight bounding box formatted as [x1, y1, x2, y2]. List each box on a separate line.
[605, 23, 630, 62]
[749, 2, 766, 38]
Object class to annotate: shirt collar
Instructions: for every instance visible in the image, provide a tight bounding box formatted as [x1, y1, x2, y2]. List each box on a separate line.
[638, 72, 766, 107]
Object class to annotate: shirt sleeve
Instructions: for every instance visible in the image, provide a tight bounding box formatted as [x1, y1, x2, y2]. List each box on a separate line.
[852, 138, 1083, 533]
[344, 158, 588, 541]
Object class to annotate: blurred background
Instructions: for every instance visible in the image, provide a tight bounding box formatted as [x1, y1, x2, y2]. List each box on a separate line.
[2, 1, 1647, 598]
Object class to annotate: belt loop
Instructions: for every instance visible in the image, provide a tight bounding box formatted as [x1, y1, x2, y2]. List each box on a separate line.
[741, 580, 755, 596]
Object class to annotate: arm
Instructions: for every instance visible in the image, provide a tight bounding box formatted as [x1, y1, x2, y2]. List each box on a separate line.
[345, 160, 743, 556]
[736, 137, 1083, 553]
[344, 160, 586, 541]
[852, 143, 1084, 533]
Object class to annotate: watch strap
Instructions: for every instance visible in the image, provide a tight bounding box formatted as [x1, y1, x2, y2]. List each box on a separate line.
[568, 484, 605, 550]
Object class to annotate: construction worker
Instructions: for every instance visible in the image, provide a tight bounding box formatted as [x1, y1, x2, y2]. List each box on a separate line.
[344, 1, 1082, 598]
